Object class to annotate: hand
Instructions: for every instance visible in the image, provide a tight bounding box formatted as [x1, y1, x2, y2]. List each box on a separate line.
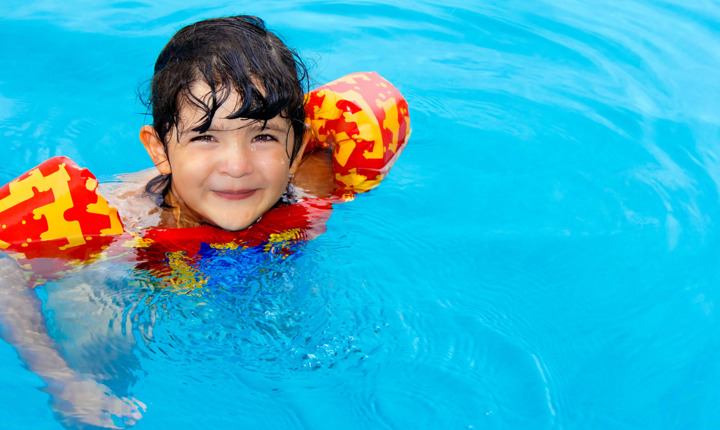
[48, 377, 146, 429]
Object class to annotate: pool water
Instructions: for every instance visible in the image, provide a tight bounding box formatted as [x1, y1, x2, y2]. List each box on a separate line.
[2, 1, 720, 428]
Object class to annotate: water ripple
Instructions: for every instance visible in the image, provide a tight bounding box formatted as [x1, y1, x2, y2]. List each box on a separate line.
[4, 1, 720, 428]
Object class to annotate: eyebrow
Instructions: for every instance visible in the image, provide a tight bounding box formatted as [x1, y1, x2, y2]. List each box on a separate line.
[183, 119, 289, 136]
[243, 120, 289, 133]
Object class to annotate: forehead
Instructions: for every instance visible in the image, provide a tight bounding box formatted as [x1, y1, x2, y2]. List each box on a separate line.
[176, 80, 290, 132]
[177, 81, 239, 125]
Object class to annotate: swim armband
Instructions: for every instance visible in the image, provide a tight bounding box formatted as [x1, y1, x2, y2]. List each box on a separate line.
[0, 157, 123, 256]
[0, 72, 410, 286]
[305, 72, 411, 196]
[0, 157, 126, 284]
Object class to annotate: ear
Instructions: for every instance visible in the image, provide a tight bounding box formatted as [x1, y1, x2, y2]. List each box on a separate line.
[140, 125, 171, 175]
[289, 128, 312, 175]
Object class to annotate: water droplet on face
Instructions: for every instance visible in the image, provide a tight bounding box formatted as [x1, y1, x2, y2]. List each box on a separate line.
[249, 144, 257, 152]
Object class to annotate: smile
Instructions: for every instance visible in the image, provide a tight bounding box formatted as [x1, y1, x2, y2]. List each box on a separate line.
[212, 189, 257, 200]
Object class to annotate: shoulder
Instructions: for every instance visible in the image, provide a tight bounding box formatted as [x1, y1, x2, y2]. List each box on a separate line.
[292, 148, 335, 199]
[99, 169, 164, 232]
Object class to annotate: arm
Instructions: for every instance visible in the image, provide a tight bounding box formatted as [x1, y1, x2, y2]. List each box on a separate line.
[292, 148, 336, 198]
[0, 257, 76, 382]
[0, 257, 144, 428]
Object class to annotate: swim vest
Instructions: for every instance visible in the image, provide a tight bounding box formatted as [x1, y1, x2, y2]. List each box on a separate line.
[0, 72, 410, 286]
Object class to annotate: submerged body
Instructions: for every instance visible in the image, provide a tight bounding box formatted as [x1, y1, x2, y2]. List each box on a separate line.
[0, 69, 409, 428]
[0, 14, 409, 429]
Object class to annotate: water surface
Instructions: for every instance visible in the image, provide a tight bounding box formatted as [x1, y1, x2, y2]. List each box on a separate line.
[2, 1, 720, 428]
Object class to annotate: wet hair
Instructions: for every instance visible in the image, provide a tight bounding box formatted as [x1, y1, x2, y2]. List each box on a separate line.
[142, 15, 309, 207]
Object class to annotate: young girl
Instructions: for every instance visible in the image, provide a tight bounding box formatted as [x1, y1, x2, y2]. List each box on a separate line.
[107, 15, 328, 233]
[0, 15, 409, 429]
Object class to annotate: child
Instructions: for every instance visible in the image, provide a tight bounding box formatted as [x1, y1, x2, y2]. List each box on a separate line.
[0, 15, 409, 429]
[107, 15, 326, 232]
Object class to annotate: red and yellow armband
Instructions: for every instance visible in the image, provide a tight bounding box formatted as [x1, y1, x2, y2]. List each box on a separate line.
[0, 157, 126, 285]
[305, 71, 411, 196]
[0, 156, 124, 257]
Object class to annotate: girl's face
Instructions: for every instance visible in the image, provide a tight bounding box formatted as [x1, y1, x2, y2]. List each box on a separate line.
[142, 82, 304, 231]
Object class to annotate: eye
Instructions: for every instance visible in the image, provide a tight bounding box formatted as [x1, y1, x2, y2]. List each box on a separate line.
[188, 134, 218, 145]
[190, 134, 216, 142]
[252, 134, 278, 143]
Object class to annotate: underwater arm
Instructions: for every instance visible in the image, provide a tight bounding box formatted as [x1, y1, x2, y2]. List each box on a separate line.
[0, 257, 144, 428]
[0, 257, 74, 383]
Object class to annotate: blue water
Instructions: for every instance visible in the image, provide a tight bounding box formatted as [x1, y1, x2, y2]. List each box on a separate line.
[2, 1, 720, 428]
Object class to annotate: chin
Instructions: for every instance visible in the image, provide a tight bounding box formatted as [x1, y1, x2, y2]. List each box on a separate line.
[214, 221, 254, 231]
[210, 216, 258, 231]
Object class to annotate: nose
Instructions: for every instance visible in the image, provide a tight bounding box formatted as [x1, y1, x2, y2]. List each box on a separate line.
[217, 143, 254, 178]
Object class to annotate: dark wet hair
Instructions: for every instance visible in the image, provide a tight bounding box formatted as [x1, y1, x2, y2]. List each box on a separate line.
[142, 15, 309, 207]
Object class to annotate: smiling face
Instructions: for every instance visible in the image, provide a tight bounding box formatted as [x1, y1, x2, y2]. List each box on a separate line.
[141, 81, 305, 231]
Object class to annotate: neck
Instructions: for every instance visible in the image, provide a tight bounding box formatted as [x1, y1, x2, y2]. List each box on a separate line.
[163, 191, 204, 229]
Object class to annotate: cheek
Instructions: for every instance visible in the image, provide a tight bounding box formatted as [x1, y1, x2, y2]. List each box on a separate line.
[168, 151, 211, 187]
[258, 150, 292, 174]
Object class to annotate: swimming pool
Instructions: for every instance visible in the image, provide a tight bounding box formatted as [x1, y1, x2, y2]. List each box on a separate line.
[2, 0, 720, 428]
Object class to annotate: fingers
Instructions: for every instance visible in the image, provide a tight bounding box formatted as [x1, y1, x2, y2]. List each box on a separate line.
[50, 379, 145, 429]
